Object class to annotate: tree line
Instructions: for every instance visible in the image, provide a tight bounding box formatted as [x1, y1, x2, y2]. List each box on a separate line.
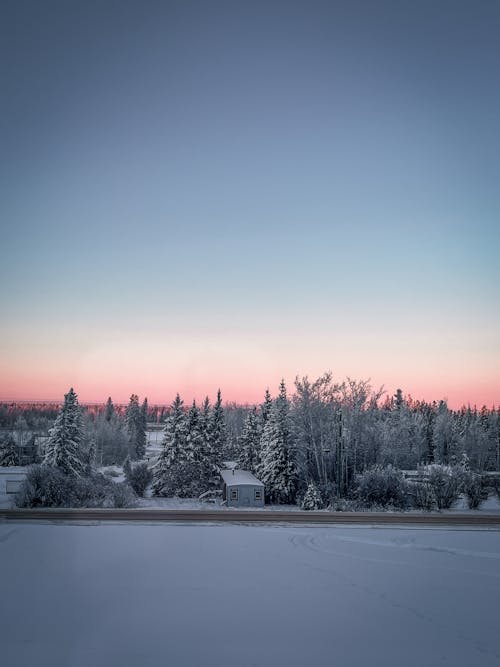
[1, 374, 499, 507]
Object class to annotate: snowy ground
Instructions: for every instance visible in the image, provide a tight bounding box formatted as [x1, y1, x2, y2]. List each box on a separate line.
[0, 522, 499, 667]
[135, 493, 305, 511]
[134, 493, 500, 513]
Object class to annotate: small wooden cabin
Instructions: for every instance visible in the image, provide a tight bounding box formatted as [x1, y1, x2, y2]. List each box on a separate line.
[220, 468, 265, 508]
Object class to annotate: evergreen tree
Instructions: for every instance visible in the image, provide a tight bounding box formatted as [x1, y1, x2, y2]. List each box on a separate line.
[104, 397, 115, 422]
[126, 394, 146, 459]
[141, 397, 148, 429]
[301, 481, 323, 510]
[140, 397, 149, 455]
[185, 401, 203, 462]
[393, 388, 404, 410]
[261, 388, 273, 425]
[210, 389, 227, 466]
[0, 435, 18, 466]
[44, 388, 86, 477]
[258, 381, 298, 504]
[199, 396, 216, 478]
[152, 394, 188, 495]
[238, 407, 260, 473]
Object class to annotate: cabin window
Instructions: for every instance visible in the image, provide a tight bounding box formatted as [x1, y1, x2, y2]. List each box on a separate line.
[6, 480, 22, 494]
[254, 489, 262, 501]
[230, 488, 238, 501]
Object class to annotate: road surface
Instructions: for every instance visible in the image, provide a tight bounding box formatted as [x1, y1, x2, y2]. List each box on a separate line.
[1, 508, 500, 524]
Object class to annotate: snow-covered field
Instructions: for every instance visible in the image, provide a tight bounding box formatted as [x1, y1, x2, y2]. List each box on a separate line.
[0, 522, 499, 667]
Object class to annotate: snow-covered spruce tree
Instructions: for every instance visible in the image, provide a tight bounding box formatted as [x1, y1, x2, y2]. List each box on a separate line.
[43, 388, 87, 477]
[258, 381, 298, 504]
[301, 481, 323, 510]
[152, 394, 205, 497]
[0, 434, 18, 466]
[199, 396, 218, 481]
[140, 397, 148, 440]
[125, 394, 146, 459]
[260, 388, 273, 426]
[185, 401, 203, 462]
[104, 396, 115, 422]
[210, 389, 227, 466]
[238, 407, 261, 473]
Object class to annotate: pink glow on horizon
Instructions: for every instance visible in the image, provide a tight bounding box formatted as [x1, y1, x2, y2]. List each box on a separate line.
[0, 373, 498, 409]
[1, 331, 498, 408]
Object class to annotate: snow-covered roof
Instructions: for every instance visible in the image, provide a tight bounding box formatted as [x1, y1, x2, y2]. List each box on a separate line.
[221, 461, 238, 470]
[220, 469, 264, 487]
[0, 466, 28, 475]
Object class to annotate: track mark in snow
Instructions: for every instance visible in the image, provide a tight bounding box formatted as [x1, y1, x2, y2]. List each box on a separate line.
[0, 528, 18, 543]
[290, 530, 500, 661]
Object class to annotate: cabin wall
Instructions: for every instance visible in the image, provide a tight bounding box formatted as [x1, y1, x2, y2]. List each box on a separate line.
[225, 484, 265, 508]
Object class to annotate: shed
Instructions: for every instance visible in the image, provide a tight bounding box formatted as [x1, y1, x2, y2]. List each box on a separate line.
[0, 466, 27, 508]
[220, 468, 265, 508]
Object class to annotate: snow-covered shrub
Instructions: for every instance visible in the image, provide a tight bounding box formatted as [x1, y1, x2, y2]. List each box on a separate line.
[356, 466, 408, 508]
[16, 465, 71, 507]
[425, 464, 463, 509]
[108, 482, 136, 508]
[408, 481, 436, 511]
[124, 461, 152, 497]
[462, 472, 487, 509]
[329, 497, 362, 512]
[15, 465, 136, 508]
[301, 482, 323, 510]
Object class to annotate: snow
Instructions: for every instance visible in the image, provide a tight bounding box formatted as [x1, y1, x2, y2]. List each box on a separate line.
[0, 522, 499, 666]
[98, 465, 126, 483]
[220, 468, 264, 486]
[450, 493, 500, 512]
[133, 496, 304, 511]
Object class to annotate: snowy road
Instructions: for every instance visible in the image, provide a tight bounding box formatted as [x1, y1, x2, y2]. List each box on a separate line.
[1, 523, 499, 667]
[2, 507, 500, 524]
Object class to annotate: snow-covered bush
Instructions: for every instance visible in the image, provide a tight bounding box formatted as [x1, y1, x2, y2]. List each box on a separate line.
[16, 465, 71, 507]
[462, 472, 486, 509]
[355, 466, 408, 508]
[424, 464, 463, 509]
[124, 461, 152, 497]
[301, 482, 323, 510]
[15, 465, 136, 508]
[408, 481, 436, 511]
[329, 497, 361, 512]
[69, 474, 111, 507]
[108, 482, 136, 508]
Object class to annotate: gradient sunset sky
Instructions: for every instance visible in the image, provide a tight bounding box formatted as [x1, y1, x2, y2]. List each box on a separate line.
[1, 0, 499, 407]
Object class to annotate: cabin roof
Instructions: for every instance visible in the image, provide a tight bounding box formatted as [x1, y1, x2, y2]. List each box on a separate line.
[220, 469, 264, 487]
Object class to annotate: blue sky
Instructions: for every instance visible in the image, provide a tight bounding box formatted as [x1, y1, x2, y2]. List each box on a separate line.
[1, 1, 499, 405]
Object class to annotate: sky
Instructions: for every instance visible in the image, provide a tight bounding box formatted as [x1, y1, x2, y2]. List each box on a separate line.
[1, 0, 499, 407]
